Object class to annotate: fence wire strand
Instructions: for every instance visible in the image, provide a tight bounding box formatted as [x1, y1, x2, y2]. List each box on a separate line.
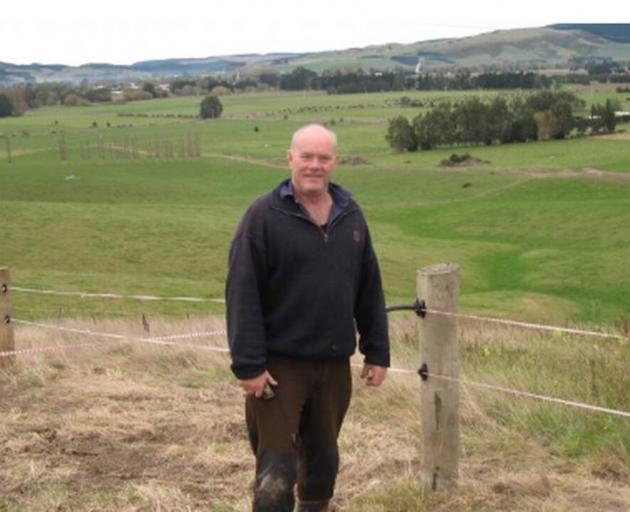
[425, 308, 628, 342]
[423, 370, 630, 419]
[7, 319, 625, 420]
[1, 319, 229, 359]
[11, 286, 225, 304]
[10, 285, 627, 341]
[347, 363, 630, 419]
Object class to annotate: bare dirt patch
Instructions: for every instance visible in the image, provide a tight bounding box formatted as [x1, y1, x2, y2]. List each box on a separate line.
[524, 168, 630, 182]
[339, 155, 369, 166]
[440, 153, 489, 168]
[597, 131, 630, 141]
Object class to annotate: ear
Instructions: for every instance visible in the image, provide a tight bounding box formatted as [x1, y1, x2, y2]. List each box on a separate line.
[287, 149, 294, 165]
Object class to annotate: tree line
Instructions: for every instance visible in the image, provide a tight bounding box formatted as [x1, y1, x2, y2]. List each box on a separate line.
[269, 68, 552, 94]
[386, 91, 621, 151]
[1, 64, 628, 119]
[0, 82, 168, 117]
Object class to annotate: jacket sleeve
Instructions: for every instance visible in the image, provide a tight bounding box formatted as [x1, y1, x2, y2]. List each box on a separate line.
[225, 206, 269, 379]
[355, 223, 390, 367]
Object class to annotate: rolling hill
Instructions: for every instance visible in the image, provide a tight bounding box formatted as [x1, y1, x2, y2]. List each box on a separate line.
[1, 24, 629, 85]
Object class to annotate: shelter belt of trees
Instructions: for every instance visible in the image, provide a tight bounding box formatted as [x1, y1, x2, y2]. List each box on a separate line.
[385, 91, 621, 151]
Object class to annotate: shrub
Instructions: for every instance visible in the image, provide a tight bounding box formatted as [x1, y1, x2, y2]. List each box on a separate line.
[63, 94, 90, 106]
[386, 116, 417, 151]
[123, 89, 153, 101]
[211, 85, 232, 96]
[199, 95, 223, 119]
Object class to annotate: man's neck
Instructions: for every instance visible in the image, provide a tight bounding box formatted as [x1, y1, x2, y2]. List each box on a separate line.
[294, 189, 331, 208]
[291, 181, 332, 207]
[291, 185, 333, 226]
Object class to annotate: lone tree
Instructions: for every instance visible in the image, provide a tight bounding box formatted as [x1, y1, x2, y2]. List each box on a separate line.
[0, 94, 13, 118]
[199, 95, 223, 119]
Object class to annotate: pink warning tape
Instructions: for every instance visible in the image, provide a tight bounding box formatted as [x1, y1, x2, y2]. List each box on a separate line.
[0, 319, 229, 359]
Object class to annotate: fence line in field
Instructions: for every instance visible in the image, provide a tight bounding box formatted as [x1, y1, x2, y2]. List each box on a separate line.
[3, 268, 630, 491]
[11, 284, 628, 342]
[2, 316, 628, 421]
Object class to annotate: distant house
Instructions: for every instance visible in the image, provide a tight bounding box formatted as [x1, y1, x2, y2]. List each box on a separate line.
[586, 111, 630, 121]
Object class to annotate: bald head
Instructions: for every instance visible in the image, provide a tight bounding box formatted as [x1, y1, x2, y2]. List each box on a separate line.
[290, 124, 338, 152]
[287, 123, 339, 199]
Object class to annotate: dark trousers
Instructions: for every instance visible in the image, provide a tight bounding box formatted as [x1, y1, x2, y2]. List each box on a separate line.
[245, 355, 352, 512]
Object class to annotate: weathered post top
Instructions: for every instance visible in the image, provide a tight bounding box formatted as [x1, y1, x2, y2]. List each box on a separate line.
[419, 263, 460, 276]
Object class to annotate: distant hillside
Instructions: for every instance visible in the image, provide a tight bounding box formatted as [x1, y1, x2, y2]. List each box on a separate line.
[0, 62, 152, 87]
[129, 53, 302, 75]
[551, 24, 630, 43]
[1, 25, 629, 86]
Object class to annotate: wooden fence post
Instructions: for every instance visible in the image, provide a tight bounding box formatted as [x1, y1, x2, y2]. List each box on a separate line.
[417, 263, 460, 491]
[0, 267, 15, 367]
[4, 134, 12, 164]
[58, 129, 67, 161]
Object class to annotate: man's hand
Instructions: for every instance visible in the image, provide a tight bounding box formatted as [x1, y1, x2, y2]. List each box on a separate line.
[239, 370, 278, 398]
[360, 364, 387, 387]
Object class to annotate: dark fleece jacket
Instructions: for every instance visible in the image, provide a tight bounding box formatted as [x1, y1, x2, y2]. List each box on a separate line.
[226, 180, 389, 380]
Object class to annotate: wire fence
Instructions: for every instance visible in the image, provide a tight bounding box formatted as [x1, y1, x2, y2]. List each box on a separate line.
[11, 284, 627, 341]
[2, 283, 629, 421]
[11, 286, 225, 304]
[6, 319, 228, 357]
[425, 308, 628, 342]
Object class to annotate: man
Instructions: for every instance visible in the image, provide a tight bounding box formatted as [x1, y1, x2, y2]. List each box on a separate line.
[226, 124, 389, 512]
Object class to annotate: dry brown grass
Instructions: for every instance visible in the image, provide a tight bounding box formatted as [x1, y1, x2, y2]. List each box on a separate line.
[1, 315, 629, 511]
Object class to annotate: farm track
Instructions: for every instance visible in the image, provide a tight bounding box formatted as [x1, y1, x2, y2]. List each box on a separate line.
[201, 151, 286, 169]
[389, 164, 630, 183]
[524, 168, 630, 182]
[106, 144, 286, 170]
[2, 147, 55, 157]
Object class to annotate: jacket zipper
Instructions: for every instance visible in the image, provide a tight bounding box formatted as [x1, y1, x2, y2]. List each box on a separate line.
[271, 206, 357, 243]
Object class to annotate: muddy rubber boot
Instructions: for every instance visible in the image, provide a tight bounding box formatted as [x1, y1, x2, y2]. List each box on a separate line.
[252, 450, 297, 512]
[296, 500, 329, 512]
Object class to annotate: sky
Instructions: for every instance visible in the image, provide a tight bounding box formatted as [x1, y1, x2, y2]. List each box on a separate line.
[1, 1, 625, 66]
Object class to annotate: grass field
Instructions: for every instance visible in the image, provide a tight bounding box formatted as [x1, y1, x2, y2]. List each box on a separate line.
[1, 89, 629, 510]
[1, 89, 630, 323]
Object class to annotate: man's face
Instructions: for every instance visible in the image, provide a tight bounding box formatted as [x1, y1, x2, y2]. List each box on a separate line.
[287, 128, 338, 198]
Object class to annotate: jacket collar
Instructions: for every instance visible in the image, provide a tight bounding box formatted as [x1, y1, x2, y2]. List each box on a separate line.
[275, 178, 352, 209]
